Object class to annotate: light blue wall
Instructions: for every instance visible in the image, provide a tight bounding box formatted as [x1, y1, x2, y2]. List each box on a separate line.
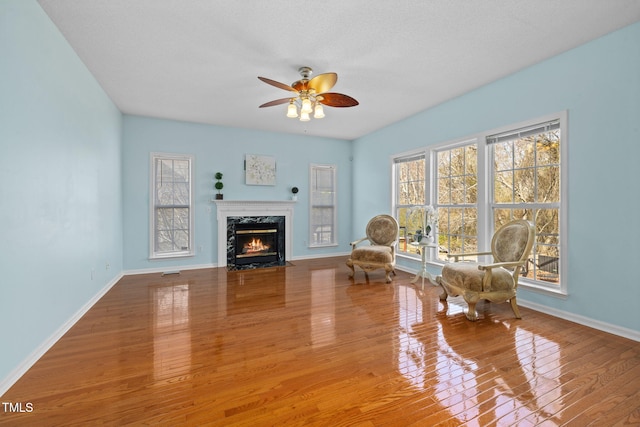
[0, 1, 123, 383]
[353, 22, 640, 332]
[2, 0, 638, 392]
[122, 115, 353, 271]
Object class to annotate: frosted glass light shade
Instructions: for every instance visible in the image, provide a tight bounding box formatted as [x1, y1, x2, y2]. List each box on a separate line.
[286, 102, 298, 118]
[301, 98, 312, 114]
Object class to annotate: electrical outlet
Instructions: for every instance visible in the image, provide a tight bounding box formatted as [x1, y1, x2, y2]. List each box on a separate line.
[91, 269, 95, 280]
[105, 263, 110, 270]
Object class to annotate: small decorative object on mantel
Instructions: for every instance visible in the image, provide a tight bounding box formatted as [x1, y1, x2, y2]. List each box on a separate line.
[291, 186, 299, 201]
[214, 172, 224, 200]
[410, 204, 438, 243]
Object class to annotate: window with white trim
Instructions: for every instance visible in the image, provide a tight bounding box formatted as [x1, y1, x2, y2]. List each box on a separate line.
[309, 164, 337, 247]
[393, 153, 425, 256]
[488, 119, 562, 285]
[391, 112, 567, 292]
[150, 153, 194, 259]
[435, 141, 478, 261]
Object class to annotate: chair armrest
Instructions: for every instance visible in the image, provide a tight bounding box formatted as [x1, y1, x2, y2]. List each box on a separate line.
[477, 260, 527, 292]
[350, 237, 369, 248]
[447, 251, 492, 262]
[477, 260, 526, 271]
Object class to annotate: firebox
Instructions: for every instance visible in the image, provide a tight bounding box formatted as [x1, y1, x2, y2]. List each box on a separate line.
[227, 216, 286, 270]
[235, 225, 278, 264]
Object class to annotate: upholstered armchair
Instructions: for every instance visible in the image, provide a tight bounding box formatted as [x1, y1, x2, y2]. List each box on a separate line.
[346, 215, 399, 283]
[436, 219, 535, 321]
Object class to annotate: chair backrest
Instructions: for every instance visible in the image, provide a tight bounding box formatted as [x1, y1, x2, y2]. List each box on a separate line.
[366, 215, 399, 246]
[491, 220, 535, 263]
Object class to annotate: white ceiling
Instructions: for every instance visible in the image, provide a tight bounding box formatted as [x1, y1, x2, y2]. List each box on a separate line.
[38, 0, 640, 140]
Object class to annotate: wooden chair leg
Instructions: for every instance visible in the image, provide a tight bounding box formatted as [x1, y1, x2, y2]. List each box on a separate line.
[346, 260, 355, 278]
[510, 297, 522, 319]
[464, 293, 480, 321]
[436, 277, 448, 300]
[465, 301, 479, 321]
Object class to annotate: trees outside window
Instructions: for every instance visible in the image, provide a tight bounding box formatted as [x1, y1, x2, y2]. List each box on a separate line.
[150, 153, 194, 259]
[393, 154, 425, 255]
[489, 120, 561, 283]
[391, 113, 566, 292]
[435, 142, 478, 261]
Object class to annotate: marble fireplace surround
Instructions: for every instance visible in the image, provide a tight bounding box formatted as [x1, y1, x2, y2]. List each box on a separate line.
[214, 200, 296, 268]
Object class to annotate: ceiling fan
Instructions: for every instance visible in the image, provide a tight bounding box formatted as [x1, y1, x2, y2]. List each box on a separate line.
[258, 67, 359, 121]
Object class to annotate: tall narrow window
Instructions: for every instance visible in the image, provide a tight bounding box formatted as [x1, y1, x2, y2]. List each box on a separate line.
[489, 119, 562, 284]
[393, 153, 425, 256]
[309, 164, 337, 247]
[435, 142, 478, 261]
[150, 153, 194, 259]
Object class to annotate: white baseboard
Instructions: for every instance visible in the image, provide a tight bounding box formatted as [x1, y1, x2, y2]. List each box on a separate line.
[122, 262, 216, 276]
[0, 273, 124, 397]
[122, 254, 349, 275]
[291, 252, 350, 261]
[517, 299, 640, 342]
[122, 255, 352, 276]
[395, 265, 418, 275]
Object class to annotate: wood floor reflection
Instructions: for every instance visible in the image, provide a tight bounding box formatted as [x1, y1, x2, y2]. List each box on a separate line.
[1, 257, 638, 426]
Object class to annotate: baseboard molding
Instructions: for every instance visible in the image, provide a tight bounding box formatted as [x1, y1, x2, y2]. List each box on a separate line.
[123, 255, 351, 274]
[291, 252, 350, 261]
[122, 262, 217, 276]
[395, 265, 418, 275]
[0, 273, 124, 397]
[517, 299, 640, 342]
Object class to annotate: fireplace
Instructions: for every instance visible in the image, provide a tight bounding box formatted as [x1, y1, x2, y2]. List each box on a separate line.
[227, 216, 285, 270]
[215, 200, 295, 269]
[227, 216, 286, 270]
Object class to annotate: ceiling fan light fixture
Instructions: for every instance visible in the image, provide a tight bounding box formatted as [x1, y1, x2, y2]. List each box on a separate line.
[286, 101, 298, 118]
[301, 97, 312, 114]
[258, 67, 358, 123]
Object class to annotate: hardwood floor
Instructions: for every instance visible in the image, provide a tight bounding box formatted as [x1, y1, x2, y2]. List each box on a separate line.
[1, 257, 638, 426]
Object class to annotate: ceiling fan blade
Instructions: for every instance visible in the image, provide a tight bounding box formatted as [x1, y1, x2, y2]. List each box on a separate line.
[318, 93, 359, 107]
[259, 98, 293, 108]
[308, 72, 337, 94]
[258, 76, 298, 93]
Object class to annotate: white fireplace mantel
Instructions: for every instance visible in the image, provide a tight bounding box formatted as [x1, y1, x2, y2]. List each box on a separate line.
[214, 200, 296, 267]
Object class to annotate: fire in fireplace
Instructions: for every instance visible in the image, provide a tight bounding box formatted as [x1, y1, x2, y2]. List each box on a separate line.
[236, 229, 277, 258]
[227, 216, 286, 270]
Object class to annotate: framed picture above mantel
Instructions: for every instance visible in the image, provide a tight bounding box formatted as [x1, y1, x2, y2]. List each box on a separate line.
[245, 154, 276, 186]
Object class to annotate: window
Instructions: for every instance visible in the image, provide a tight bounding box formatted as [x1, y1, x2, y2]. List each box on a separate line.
[435, 142, 478, 261]
[309, 164, 337, 246]
[150, 153, 194, 259]
[393, 153, 425, 255]
[488, 119, 562, 285]
[391, 112, 567, 292]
